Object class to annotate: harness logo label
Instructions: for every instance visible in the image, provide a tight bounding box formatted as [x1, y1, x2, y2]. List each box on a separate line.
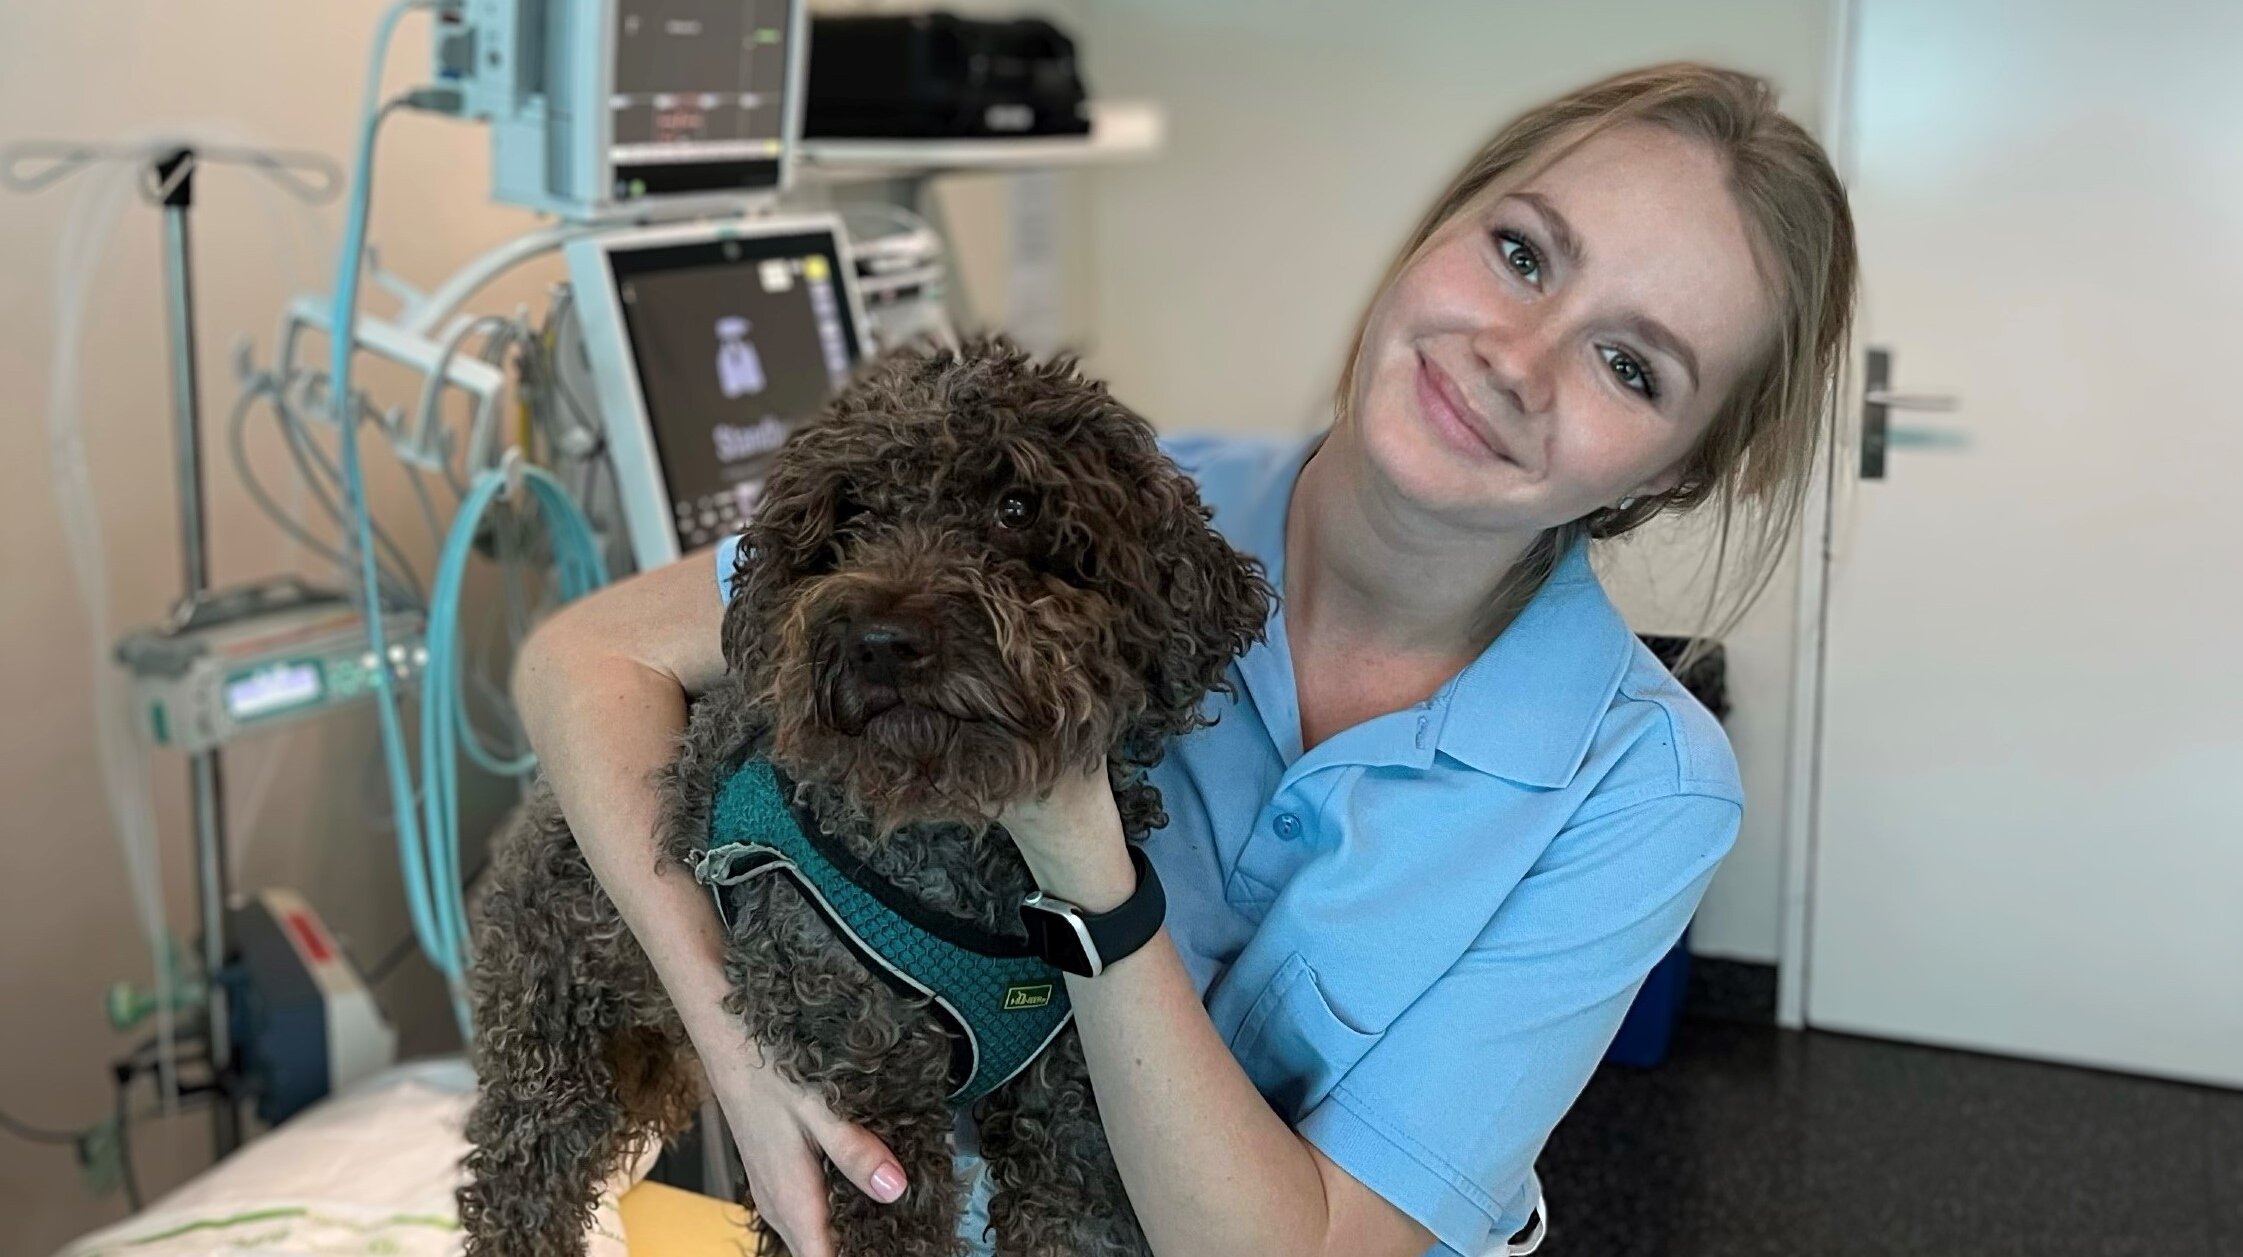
[1002, 983, 1054, 1011]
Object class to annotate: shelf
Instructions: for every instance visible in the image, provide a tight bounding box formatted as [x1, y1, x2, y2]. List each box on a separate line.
[796, 100, 1164, 181]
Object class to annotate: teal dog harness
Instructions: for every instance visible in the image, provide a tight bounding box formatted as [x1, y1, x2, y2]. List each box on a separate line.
[691, 757, 1073, 1106]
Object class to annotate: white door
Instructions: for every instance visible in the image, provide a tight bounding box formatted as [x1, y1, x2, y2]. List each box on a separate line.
[1808, 0, 2243, 1086]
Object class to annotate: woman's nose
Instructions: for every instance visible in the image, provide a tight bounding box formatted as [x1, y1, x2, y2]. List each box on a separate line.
[1471, 318, 1558, 416]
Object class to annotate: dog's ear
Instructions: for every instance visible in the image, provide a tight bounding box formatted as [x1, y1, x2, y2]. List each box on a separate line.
[716, 527, 775, 677]
[725, 438, 873, 676]
[1118, 450, 1275, 758]
[719, 345, 955, 675]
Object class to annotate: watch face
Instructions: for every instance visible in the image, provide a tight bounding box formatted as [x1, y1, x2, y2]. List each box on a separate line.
[1021, 903, 1097, 977]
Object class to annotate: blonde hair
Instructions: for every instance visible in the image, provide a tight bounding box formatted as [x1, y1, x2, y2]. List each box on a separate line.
[1338, 63, 1857, 650]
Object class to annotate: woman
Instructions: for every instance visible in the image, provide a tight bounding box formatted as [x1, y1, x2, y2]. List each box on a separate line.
[514, 63, 1854, 1257]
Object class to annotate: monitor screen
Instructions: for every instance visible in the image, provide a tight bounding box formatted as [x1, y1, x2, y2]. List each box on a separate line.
[607, 229, 859, 554]
[609, 0, 794, 202]
[224, 661, 326, 723]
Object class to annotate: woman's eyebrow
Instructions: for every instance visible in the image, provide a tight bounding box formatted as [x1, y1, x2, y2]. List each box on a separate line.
[1513, 191, 1586, 269]
[1625, 314, 1702, 394]
[1515, 190, 1702, 394]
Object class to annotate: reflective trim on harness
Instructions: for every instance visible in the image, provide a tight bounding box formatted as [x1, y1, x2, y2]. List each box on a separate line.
[694, 758, 1074, 1106]
[695, 842, 986, 1101]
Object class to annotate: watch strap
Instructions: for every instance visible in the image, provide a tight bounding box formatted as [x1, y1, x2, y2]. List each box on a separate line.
[1021, 844, 1165, 977]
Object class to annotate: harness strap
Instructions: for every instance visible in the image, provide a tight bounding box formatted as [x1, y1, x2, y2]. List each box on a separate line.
[696, 841, 981, 1097]
[692, 758, 1075, 1107]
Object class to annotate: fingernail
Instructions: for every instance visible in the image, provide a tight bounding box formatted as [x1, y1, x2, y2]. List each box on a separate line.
[869, 1163, 906, 1202]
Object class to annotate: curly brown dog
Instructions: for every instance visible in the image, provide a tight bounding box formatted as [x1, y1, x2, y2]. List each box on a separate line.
[459, 338, 1272, 1257]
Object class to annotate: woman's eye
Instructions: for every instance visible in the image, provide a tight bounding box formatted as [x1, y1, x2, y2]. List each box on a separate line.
[1495, 232, 1543, 287]
[1599, 346, 1660, 401]
[997, 490, 1039, 530]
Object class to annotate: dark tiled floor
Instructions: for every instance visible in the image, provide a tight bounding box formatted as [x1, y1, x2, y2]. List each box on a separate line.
[1540, 1018, 2243, 1256]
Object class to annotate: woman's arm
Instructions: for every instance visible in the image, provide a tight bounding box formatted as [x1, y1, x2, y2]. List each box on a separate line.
[1000, 775, 1437, 1257]
[511, 552, 735, 1056]
[510, 554, 908, 1257]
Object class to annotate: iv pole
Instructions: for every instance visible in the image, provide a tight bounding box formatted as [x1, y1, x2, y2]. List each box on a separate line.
[3, 139, 342, 1160]
[158, 147, 240, 1158]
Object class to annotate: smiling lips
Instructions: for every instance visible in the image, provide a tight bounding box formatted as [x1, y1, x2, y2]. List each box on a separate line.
[1415, 351, 1524, 470]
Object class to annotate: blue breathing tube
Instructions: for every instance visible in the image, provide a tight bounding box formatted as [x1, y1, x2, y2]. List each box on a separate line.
[415, 462, 609, 1032]
[330, 0, 608, 1036]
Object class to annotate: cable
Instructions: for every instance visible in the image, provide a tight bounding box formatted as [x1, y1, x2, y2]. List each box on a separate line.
[41, 142, 184, 1110]
[455, 541, 534, 769]
[227, 375, 422, 609]
[332, 0, 452, 1025]
[494, 499, 533, 649]
[1, 1030, 219, 1149]
[0, 1107, 86, 1145]
[527, 297, 615, 564]
[363, 931, 421, 988]
[413, 312, 516, 483]
[398, 459, 608, 1032]
[329, 3, 608, 1036]
[113, 1069, 142, 1213]
[235, 366, 425, 603]
[404, 464, 451, 558]
[362, 850, 491, 988]
[426, 455, 608, 833]
[0, 1091, 216, 1152]
[448, 328, 556, 770]
[272, 382, 426, 607]
[838, 197, 943, 248]
[541, 295, 608, 446]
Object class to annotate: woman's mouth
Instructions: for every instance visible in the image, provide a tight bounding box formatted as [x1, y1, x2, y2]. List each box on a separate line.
[1414, 351, 1520, 468]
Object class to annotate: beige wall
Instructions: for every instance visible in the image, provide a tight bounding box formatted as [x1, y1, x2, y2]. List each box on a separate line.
[1064, 0, 1838, 963]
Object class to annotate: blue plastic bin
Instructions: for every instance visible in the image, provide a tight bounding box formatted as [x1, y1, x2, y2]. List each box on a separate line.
[1603, 925, 1691, 1067]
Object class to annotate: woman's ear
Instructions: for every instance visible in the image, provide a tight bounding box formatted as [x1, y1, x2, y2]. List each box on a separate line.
[1634, 464, 1687, 499]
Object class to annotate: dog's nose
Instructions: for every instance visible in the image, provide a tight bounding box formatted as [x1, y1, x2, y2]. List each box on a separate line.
[846, 616, 934, 689]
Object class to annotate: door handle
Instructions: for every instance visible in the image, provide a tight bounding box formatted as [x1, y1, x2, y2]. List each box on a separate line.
[1861, 348, 1962, 480]
[1861, 390, 1960, 412]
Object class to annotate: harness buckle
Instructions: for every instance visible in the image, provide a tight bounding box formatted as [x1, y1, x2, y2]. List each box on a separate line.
[693, 843, 764, 888]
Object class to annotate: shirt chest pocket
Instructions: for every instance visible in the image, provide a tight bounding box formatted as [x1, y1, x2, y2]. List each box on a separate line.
[1227, 952, 1381, 1120]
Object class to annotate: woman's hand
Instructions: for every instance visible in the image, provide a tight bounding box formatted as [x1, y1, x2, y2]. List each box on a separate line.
[997, 763, 1138, 913]
[692, 1011, 909, 1257]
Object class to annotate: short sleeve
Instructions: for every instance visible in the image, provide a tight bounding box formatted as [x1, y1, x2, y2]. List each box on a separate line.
[1297, 792, 1739, 1255]
[714, 532, 744, 604]
[1155, 431, 1230, 475]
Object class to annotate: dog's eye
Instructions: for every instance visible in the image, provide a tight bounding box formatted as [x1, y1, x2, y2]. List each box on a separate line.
[996, 490, 1038, 530]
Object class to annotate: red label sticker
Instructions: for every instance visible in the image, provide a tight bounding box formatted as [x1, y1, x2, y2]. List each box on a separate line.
[284, 909, 334, 966]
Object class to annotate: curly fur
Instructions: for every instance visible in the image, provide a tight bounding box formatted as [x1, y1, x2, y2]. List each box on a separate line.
[461, 337, 1272, 1257]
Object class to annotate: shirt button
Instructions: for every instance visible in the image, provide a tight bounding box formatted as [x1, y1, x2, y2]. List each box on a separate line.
[1273, 813, 1303, 841]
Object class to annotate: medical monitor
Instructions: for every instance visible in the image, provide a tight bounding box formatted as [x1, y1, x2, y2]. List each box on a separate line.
[565, 215, 867, 572]
[440, 0, 806, 220]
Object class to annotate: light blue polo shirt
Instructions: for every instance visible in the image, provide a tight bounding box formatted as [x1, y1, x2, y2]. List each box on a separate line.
[714, 429, 1741, 1255]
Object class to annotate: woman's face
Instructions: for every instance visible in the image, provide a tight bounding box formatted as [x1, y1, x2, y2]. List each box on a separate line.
[1351, 123, 1773, 533]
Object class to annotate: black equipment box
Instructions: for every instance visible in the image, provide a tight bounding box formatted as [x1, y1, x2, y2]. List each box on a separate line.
[805, 13, 1092, 140]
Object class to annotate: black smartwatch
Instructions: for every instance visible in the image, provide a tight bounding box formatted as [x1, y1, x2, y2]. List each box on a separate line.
[1019, 845, 1166, 978]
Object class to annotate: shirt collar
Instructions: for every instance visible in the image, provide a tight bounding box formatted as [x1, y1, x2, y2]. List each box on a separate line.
[1223, 428, 1633, 789]
[1425, 536, 1636, 788]
[1221, 430, 1325, 766]
[1222, 428, 1324, 592]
